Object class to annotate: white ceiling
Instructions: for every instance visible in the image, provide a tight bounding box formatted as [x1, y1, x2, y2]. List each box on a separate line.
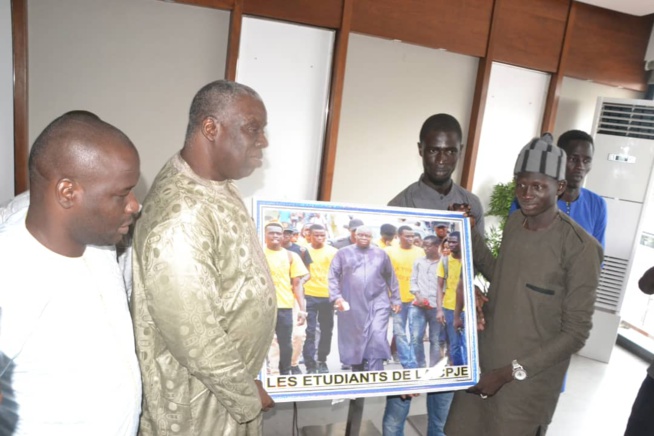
[577, 0, 654, 16]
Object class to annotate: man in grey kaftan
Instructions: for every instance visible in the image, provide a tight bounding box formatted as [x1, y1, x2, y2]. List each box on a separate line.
[328, 226, 401, 371]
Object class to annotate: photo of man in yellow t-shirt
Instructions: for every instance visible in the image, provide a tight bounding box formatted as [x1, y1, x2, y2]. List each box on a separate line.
[385, 225, 425, 368]
[264, 223, 309, 375]
[436, 231, 467, 366]
[303, 224, 338, 374]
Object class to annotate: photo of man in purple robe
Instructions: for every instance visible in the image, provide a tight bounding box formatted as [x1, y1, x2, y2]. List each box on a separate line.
[328, 226, 402, 372]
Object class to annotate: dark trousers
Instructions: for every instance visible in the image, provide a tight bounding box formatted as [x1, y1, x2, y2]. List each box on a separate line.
[302, 296, 334, 368]
[276, 308, 293, 375]
[625, 375, 654, 436]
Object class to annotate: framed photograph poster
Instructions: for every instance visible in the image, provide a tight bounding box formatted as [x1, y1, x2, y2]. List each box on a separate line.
[254, 199, 480, 402]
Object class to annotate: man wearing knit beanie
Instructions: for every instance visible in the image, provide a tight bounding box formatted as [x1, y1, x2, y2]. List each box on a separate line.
[445, 134, 603, 436]
[509, 130, 607, 248]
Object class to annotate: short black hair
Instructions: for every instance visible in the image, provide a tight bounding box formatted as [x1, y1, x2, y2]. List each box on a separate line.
[28, 110, 133, 188]
[184, 80, 260, 143]
[449, 231, 461, 241]
[29, 110, 103, 175]
[423, 235, 438, 245]
[419, 114, 463, 143]
[397, 225, 413, 236]
[557, 130, 594, 152]
[380, 224, 397, 237]
[309, 224, 325, 232]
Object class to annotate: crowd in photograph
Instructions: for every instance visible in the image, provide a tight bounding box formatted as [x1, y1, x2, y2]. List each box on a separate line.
[262, 214, 468, 376]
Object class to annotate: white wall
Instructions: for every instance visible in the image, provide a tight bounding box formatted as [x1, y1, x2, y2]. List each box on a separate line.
[472, 63, 550, 230]
[236, 17, 334, 205]
[331, 34, 479, 206]
[28, 0, 229, 197]
[0, 0, 13, 203]
[553, 77, 643, 139]
[20, 1, 649, 210]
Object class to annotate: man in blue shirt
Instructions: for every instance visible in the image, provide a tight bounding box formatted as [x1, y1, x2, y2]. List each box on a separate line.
[510, 130, 607, 247]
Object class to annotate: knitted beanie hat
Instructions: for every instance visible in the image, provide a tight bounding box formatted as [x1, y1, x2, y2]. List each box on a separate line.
[514, 133, 567, 181]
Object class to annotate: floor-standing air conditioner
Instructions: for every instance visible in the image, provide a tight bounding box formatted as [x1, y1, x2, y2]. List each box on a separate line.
[580, 97, 654, 363]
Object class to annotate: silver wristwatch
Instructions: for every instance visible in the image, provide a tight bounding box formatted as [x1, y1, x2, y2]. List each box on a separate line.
[512, 360, 527, 381]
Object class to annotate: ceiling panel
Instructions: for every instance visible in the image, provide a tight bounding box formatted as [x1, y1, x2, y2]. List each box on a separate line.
[576, 0, 654, 17]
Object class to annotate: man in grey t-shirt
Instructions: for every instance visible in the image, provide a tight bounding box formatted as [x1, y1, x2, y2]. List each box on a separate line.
[384, 113, 484, 436]
[388, 113, 484, 237]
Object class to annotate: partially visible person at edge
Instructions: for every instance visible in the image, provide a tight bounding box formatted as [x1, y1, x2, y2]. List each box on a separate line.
[510, 129, 607, 248]
[131, 80, 276, 435]
[0, 111, 142, 435]
[328, 226, 401, 372]
[445, 134, 602, 436]
[436, 231, 468, 366]
[624, 266, 654, 436]
[433, 220, 451, 358]
[384, 113, 485, 436]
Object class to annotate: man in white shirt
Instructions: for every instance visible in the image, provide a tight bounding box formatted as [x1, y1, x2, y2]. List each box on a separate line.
[0, 111, 142, 435]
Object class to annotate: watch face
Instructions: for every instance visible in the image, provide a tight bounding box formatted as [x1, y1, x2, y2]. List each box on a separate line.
[514, 369, 527, 381]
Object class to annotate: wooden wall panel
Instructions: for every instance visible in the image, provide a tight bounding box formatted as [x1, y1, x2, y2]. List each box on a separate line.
[460, 0, 502, 190]
[12, 0, 28, 195]
[319, 0, 353, 201]
[493, 0, 569, 73]
[564, 3, 652, 91]
[541, 1, 575, 134]
[350, 0, 493, 58]
[243, 0, 343, 29]
[173, 0, 233, 10]
[225, 0, 243, 80]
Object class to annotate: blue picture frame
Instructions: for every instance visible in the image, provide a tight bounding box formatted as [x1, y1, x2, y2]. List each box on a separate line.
[254, 198, 480, 402]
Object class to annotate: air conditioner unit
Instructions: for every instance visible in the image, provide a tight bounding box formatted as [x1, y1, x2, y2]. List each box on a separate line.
[580, 97, 654, 362]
